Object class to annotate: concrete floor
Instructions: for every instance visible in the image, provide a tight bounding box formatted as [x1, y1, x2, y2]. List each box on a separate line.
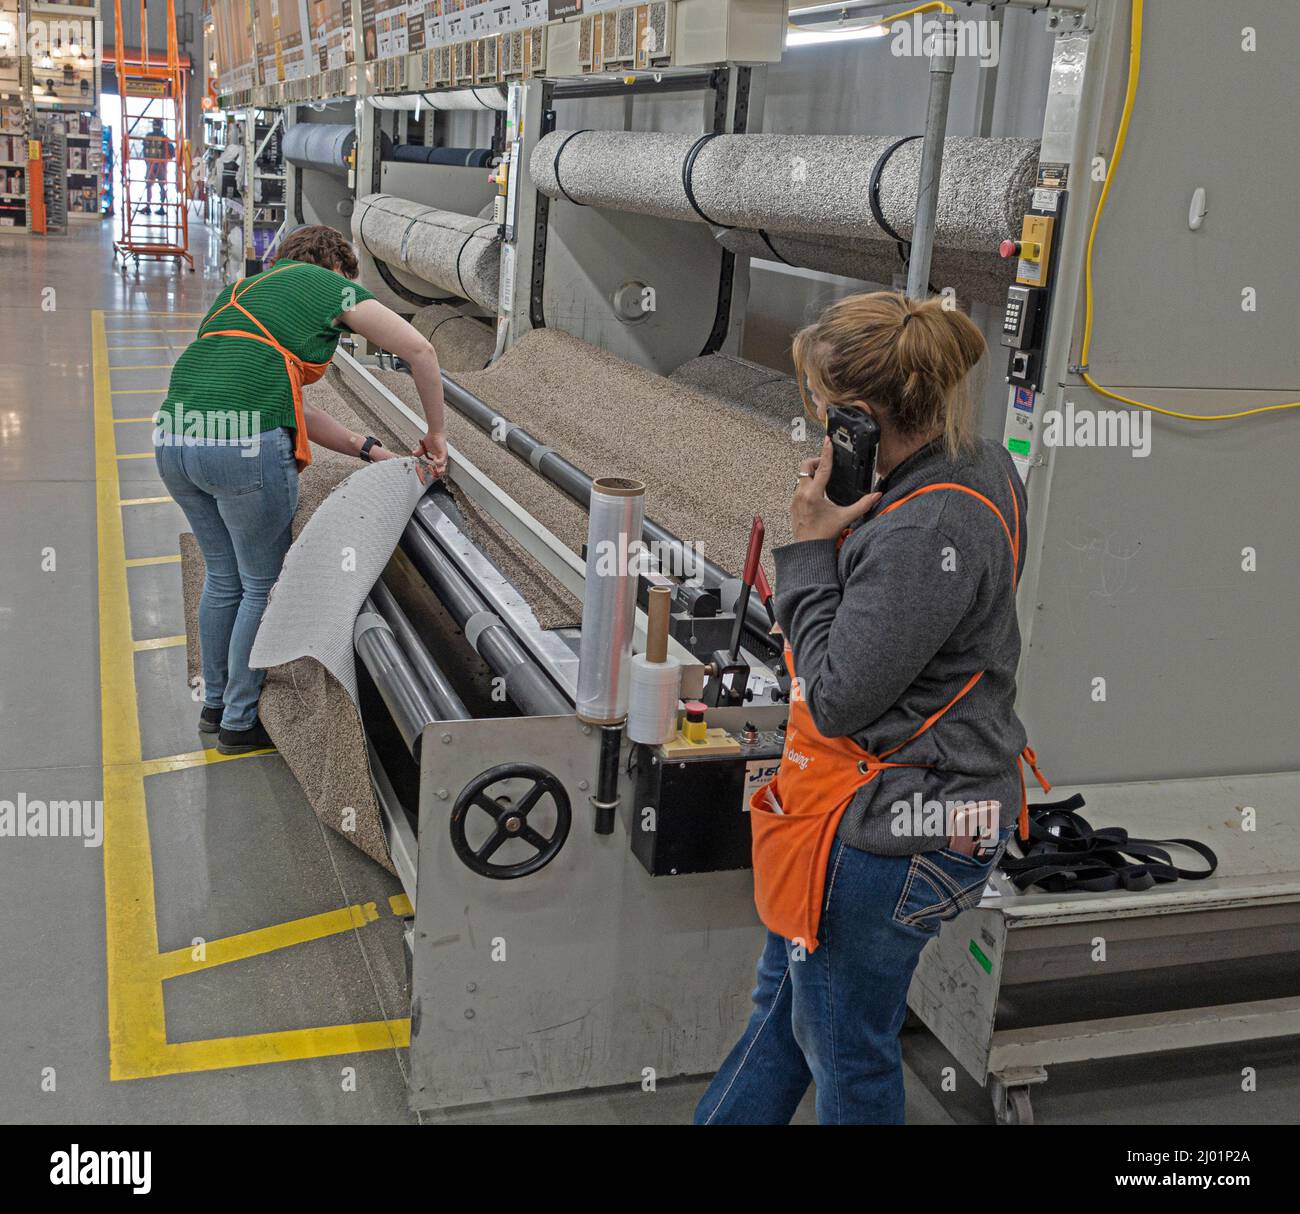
[1, 220, 1295, 1127]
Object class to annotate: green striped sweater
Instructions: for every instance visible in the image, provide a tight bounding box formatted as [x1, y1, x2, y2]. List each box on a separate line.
[159, 259, 374, 437]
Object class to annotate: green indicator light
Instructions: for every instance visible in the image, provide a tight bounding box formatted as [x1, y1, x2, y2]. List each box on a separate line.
[1007, 438, 1031, 456]
[968, 939, 992, 973]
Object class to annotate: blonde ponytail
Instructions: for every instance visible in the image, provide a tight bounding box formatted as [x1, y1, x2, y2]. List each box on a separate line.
[792, 292, 986, 459]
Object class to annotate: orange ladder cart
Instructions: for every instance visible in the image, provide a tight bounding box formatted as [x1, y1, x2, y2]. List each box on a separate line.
[111, 0, 194, 273]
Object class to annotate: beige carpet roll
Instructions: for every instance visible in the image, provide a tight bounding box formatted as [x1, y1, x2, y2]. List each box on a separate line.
[353, 193, 501, 311]
[530, 130, 1037, 252]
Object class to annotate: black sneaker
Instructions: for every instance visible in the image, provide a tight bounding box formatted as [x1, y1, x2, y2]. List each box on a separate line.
[199, 706, 222, 734]
[216, 719, 276, 755]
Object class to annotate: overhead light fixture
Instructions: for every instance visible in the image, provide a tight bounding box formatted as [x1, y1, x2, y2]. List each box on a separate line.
[787, 24, 890, 46]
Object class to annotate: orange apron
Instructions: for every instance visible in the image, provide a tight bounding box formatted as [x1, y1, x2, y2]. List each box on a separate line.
[198, 263, 331, 470]
[749, 479, 1050, 950]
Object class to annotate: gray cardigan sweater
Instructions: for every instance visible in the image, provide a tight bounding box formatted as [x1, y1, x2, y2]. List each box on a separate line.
[771, 437, 1028, 856]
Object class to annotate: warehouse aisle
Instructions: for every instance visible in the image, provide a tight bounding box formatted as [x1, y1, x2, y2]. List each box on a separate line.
[0, 222, 415, 1124]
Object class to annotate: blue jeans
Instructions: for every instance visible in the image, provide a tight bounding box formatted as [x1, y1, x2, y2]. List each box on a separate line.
[156, 429, 299, 730]
[696, 831, 1010, 1125]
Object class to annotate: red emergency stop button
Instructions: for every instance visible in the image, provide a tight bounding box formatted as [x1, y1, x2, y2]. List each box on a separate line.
[999, 238, 1020, 259]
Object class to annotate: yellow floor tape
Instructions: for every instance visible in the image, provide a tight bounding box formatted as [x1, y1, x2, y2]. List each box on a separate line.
[93, 310, 409, 1081]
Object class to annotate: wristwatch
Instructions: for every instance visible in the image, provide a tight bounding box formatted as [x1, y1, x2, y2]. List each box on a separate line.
[358, 435, 382, 462]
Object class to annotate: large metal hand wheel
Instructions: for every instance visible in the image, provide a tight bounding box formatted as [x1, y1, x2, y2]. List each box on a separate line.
[449, 763, 571, 879]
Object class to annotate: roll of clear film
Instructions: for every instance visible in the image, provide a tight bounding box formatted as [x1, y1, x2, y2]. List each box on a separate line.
[627, 653, 683, 745]
[576, 478, 646, 725]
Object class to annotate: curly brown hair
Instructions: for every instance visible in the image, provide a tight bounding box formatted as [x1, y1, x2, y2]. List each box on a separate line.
[277, 225, 359, 279]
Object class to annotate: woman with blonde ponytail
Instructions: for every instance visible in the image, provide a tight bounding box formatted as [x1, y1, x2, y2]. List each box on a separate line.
[696, 292, 1043, 1125]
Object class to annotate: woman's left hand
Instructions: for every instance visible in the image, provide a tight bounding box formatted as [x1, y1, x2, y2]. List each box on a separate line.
[791, 437, 881, 542]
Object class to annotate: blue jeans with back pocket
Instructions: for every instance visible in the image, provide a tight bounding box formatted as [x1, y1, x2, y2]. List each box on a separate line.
[695, 828, 1011, 1125]
[155, 428, 299, 730]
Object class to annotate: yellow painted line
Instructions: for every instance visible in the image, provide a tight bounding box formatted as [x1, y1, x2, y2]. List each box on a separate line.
[114, 416, 157, 424]
[95, 308, 170, 1079]
[114, 1020, 412, 1080]
[135, 747, 275, 779]
[98, 310, 405, 1082]
[124, 554, 180, 568]
[389, 893, 414, 918]
[157, 903, 382, 980]
[116, 452, 155, 461]
[120, 496, 171, 507]
[132, 634, 186, 653]
[110, 364, 173, 371]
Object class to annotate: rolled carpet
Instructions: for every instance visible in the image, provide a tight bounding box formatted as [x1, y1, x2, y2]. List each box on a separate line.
[353, 193, 501, 311]
[408, 303, 497, 372]
[530, 130, 1037, 251]
[716, 228, 1016, 308]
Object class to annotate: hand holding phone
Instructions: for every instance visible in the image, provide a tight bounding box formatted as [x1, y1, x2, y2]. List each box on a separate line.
[825, 406, 881, 507]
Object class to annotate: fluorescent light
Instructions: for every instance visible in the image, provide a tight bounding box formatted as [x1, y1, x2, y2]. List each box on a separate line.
[787, 25, 889, 46]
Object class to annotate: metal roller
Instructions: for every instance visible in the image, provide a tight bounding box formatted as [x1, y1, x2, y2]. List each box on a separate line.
[368, 579, 471, 723]
[354, 604, 440, 759]
[400, 515, 571, 718]
[437, 372, 774, 644]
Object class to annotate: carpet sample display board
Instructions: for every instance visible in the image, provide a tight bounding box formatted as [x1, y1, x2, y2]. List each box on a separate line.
[353, 193, 501, 311]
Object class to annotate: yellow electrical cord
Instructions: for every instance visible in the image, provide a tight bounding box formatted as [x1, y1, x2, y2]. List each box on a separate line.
[1080, 0, 1298, 421]
[788, 2, 953, 37]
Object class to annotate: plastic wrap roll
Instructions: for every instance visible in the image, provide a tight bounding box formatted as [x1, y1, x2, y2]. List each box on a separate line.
[716, 228, 1015, 308]
[576, 478, 646, 726]
[282, 122, 356, 178]
[530, 130, 1037, 252]
[369, 87, 507, 112]
[627, 654, 682, 745]
[353, 193, 501, 311]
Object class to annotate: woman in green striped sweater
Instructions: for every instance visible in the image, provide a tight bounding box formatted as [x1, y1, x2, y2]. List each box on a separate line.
[155, 225, 447, 755]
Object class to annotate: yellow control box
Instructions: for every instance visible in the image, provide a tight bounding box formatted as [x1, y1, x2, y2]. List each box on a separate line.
[1015, 214, 1055, 287]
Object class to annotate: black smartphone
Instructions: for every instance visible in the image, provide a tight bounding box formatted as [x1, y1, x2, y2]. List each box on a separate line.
[825, 406, 880, 507]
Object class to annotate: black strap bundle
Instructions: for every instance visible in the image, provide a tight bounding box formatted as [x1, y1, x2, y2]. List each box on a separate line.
[998, 794, 1219, 895]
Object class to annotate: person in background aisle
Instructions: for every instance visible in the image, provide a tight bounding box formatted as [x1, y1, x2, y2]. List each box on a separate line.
[696, 291, 1045, 1125]
[154, 224, 450, 756]
[140, 117, 174, 216]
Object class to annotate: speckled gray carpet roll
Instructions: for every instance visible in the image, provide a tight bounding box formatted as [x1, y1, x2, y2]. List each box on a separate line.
[353, 193, 501, 310]
[530, 130, 1038, 251]
[716, 228, 1016, 308]
[409, 304, 497, 371]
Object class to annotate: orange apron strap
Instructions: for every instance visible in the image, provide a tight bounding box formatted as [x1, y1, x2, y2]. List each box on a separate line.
[878, 669, 984, 761]
[199, 263, 327, 470]
[1015, 745, 1052, 840]
[880, 481, 1018, 585]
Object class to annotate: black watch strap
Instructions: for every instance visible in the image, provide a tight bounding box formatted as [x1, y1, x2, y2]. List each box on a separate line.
[359, 435, 381, 462]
